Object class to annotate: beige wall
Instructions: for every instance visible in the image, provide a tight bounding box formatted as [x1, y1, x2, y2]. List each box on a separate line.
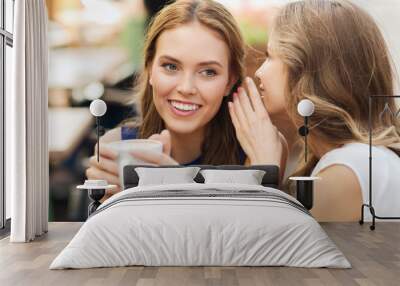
[352, 0, 400, 93]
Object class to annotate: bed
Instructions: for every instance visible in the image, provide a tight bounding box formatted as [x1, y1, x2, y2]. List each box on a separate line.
[49, 165, 350, 269]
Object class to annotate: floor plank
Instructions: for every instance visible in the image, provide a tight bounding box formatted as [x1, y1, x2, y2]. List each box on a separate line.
[1, 222, 399, 285]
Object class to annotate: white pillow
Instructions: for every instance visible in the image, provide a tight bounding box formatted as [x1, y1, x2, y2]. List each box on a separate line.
[135, 167, 201, 186]
[200, 169, 266, 185]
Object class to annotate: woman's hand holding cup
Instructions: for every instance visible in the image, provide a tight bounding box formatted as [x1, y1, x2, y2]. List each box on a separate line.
[86, 128, 177, 202]
[130, 129, 179, 165]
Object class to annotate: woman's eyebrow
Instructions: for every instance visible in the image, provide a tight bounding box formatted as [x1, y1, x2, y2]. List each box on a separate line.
[197, 61, 223, 68]
[158, 55, 181, 63]
[159, 55, 222, 68]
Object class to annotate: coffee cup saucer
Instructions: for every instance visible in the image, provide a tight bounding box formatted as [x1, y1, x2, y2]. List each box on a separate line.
[77, 179, 117, 190]
[289, 176, 321, 181]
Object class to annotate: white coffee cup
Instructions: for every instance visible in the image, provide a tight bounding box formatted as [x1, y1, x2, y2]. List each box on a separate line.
[105, 139, 163, 187]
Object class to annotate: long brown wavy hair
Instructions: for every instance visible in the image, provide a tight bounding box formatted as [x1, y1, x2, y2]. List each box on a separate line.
[270, 0, 400, 178]
[130, 0, 246, 164]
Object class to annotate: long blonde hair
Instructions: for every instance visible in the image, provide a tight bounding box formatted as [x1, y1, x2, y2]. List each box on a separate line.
[270, 0, 400, 177]
[132, 0, 246, 164]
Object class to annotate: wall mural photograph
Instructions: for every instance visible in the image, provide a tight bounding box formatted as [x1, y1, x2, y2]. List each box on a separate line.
[1, 0, 400, 285]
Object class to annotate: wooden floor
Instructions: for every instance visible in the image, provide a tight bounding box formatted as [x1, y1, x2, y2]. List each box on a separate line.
[0, 222, 399, 286]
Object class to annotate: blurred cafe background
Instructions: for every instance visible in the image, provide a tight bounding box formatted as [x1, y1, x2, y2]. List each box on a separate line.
[46, 0, 400, 222]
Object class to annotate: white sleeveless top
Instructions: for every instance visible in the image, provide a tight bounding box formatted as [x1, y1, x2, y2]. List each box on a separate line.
[311, 143, 400, 220]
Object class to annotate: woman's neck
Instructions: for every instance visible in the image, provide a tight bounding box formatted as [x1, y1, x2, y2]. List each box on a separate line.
[273, 117, 338, 160]
[168, 128, 205, 164]
[311, 140, 339, 159]
[270, 114, 299, 152]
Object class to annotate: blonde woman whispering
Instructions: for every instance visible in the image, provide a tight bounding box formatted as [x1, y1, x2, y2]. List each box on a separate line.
[229, 0, 400, 222]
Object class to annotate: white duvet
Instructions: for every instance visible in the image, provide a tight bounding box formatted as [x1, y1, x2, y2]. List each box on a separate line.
[50, 183, 350, 269]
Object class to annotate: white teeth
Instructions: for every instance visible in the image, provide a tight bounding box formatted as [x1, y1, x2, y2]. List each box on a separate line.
[170, 100, 200, 111]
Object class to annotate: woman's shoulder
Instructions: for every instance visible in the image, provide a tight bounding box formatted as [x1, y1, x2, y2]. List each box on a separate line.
[99, 124, 140, 143]
[312, 142, 399, 176]
[311, 143, 400, 220]
[322, 142, 398, 161]
[121, 125, 139, 140]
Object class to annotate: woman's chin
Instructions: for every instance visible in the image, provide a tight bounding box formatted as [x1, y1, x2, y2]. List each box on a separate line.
[265, 105, 286, 117]
[165, 122, 203, 136]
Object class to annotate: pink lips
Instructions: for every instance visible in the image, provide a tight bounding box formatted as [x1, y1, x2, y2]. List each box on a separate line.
[259, 85, 267, 98]
[167, 100, 201, 117]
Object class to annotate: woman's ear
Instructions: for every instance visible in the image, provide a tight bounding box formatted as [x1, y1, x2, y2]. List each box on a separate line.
[149, 72, 153, 86]
[148, 62, 154, 86]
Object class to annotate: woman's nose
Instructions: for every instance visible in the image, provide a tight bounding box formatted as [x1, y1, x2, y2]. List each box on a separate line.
[255, 64, 263, 80]
[177, 73, 197, 96]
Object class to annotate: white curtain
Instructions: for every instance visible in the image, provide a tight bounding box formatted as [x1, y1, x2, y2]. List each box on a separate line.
[7, 0, 49, 242]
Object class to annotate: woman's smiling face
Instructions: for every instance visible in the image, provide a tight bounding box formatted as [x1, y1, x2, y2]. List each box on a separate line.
[149, 21, 232, 136]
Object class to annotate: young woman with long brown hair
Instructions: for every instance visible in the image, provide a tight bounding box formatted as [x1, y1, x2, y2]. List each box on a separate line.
[230, 0, 400, 221]
[86, 0, 247, 199]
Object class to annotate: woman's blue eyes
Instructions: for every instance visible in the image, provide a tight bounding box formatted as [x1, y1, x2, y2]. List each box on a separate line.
[162, 63, 178, 71]
[161, 63, 217, 77]
[201, 69, 217, 77]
